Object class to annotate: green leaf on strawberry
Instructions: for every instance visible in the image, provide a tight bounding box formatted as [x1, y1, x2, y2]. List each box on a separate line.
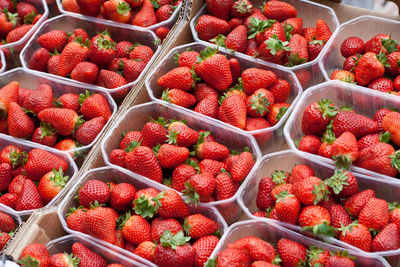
[160, 230, 190, 250]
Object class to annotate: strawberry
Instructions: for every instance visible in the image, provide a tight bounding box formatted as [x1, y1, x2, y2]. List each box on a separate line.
[184, 214, 218, 239]
[115, 41, 134, 58]
[31, 123, 57, 147]
[0, 0, 13, 12]
[246, 89, 274, 118]
[129, 45, 154, 64]
[195, 141, 228, 161]
[293, 176, 329, 205]
[359, 197, 389, 231]
[131, 0, 157, 27]
[37, 30, 68, 53]
[382, 111, 400, 147]
[158, 66, 197, 91]
[184, 172, 215, 203]
[298, 135, 321, 154]
[62, 0, 80, 14]
[195, 48, 232, 92]
[301, 99, 337, 135]
[357, 132, 389, 151]
[157, 144, 189, 169]
[161, 89, 195, 109]
[365, 34, 397, 54]
[339, 222, 372, 252]
[195, 15, 230, 41]
[155, 4, 174, 22]
[277, 238, 307, 267]
[134, 241, 155, 262]
[241, 68, 277, 96]
[89, 31, 116, 67]
[125, 0, 143, 8]
[70, 61, 99, 84]
[315, 19, 331, 42]
[109, 182, 136, 212]
[140, 118, 168, 148]
[286, 34, 308, 66]
[76, 0, 101, 16]
[79, 91, 112, 121]
[0, 193, 17, 209]
[227, 236, 276, 263]
[329, 204, 352, 230]
[368, 77, 394, 93]
[0, 210, 15, 232]
[0, 232, 10, 250]
[38, 108, 83, 136]
[307, 246, 330, 267]
[154, 231, 194, 267]
[287, 165, 314, 184]
[298, 205, 334, 236]
[8, 174, 25, 194]
[82, 205, 117, 244]
[102, 0, 131, 23]
[50, 253, 79, 267]
[355, 142, 399, 177]
[29, 48, 50, 71]
[120, 131, 142, 149]
[195, 95, 219, 118]
[372, 223, 400, 252]
[19, 244, 50, 267]
[7, 102, 35, 138]
[331, 132, 359, 169]
[224, 25, 247, 53]
[74, 116, 105, 145]
[231, 0, 252, 18]
[109, 149, 126, 167]
[344, 189, 375, 217]
[206, 0, 230, 20]
[343, 55, 360, 72]
[58, 38, 90, 77]
[354, 52, 387, 86]
[308, 40, 325, 61]
[67, 28, 89, 43]
[325, 254, 355, 267]
[332, 111, 378, 139]
[262, 1, 297, 22]
[97, 69, 127, 90]
[151, 217, 183, 243]
[385, 51, 400, 76]
[375, 108, 393, 131]
[66, 206, 86, 232]
[6, 24, 32, 43]
[218, 95, 246, 129]
[325, 169, 358, 198]
[216, 248, 251, 267]
[193, 235, 219, 267]
[269, 79, 290, 103]
[302, 27, 316, 42]
[330, 70, 356, 84]
[230, 151, 254, 182]
[119, 213, 151, 245]
[245, 38, 258, 56]
[37, 167, 69, 204]
[176, 50, 200, 69]
[171, 163, 197, 192]
[72, 242, 108, 266]
[283, 17, 303, 39]
[244, 117, 270, 134]
[199, 159, 227, 176]
[274, 191, 300, 224]
[54, 93, 80, 112]
[23, 84, 53, 114]
[157, 189, 190, 218]
[15, 179, 43, 211]
[256, 176, 275, 211]
[0, 81, 20, 117]
[0, 9, 19, 38]
[340, 36, 365, 58]
[78, 179, 110, 208]
[215, 171, 240, 200]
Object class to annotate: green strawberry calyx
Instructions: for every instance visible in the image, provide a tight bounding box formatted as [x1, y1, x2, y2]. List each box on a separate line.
[338, 221, 358, 237]
[19, 255, 40, 266]
[340, 104, 353, 112]
[50, 167, 69, 188]
[96, 35, 116, 51]
[39, 122, 56, 140]
[379, 131, 391, 143]
[233, 0, 253, 14]
[205, 258, 217, 267]
[249, 92, 270, 116]
[276, 106, 288, 122]
[265, 34, 290, 55]
[285, 52, 307, 67]
[160, 230, 190, 250]
[301, 221, 336, 237]
[166, 128, 179, 145]
[9, 149, 27, 168]
[321, 120, 336, 144]
[197, 47, 219, 63]
[196, 130, 210, 145]
[376, 51, 390, 68]
[116, 211, 131, 230]
[332, 155, 352, 170]
[389, 202, 400, 211]
[389, 150, 400, 171]
[306, 246, 325, 261]
[66, 206, 86, 217]
[381, 37, 398, 53]
[312, 181, 330, 205]
[73, 35, 90, 47]
[330, 250, 356, 260]
[182, 181, 200, 207]
[150, 116, 168, 127]
[132, 192, 163, 219]
[275, 190, 293, 203]
[23, 10, 36, 25]
[116, 1, 131, 14]
[324, 168, 350, 195]
[78, 90, 92, 105]
[3, 8, 19, 28]
[248, 18, 276, 39]
[162, 89, 172, 102]
[209, 34, 227, 48]
[271, 170, 288, 186]
[283, 22, 294, 41]
[125, 140, 141, 153]
[185, 158, 200, 172]
[64, 252, 80, 267]
[316, 99, 338, 119]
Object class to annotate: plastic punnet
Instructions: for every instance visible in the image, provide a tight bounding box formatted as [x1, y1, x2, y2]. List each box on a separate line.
[57, 166, 228, 267]
[20, 14, 161, 99]
[101, 101, 261, 224]
[0, 134, 78, 216]
[284, 80, 400, 180]
[209, 220, 390, 267]
[46, 234, 142, 266]
[0, 67, 117, 164]
[145, 42, 302, 154]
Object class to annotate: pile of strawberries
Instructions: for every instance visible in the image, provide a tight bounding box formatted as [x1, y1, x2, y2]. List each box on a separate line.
[65, 178, 222, 267]
[108, 117, 255, 203]
[195, 0, 332, 67]
[19, 242, 127, 266]
[28, 28, 154, 95]
[214, 235, 356, 266]
[0, 81, 112, 157]
[297, 98, 400, 177]
[0, 0, 43, 45]
[158, 47, 292, 133]
[253, 163, 400, 253]
[0, 144, 70, 211]
[331, 33, 400, 95]
[0, 211, 17, 250]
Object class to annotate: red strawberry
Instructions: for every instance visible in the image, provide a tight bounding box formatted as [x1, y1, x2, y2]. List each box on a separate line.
[195, 95, 219, 119]
[171, 163, 197, 192]
[162, 89, 196, 108]
[140, 118, 168, 148]
[357, 132, 388, 151]
[151, 217, 183, 243]
[97, 70, 127, 90]
[241, 68, 277, 95]
[37, 168, 69, 204]
[382, 111, 400, 147]
[344, 189, 375, 217]
[195, 141, 228, 161]
[331, 132, 359, 169]
[230, 151, 254, 182]
[74, 117, 105, 145]
[176, 50, 200, 69]
[155, 4, 174, 22]
[198, 159, 227, 176]
[332, 111, 378, 138]
[325, 169, 358, 197]
[269, 79, 290, 103]
[72, 242, 108, 266]
[195, 15, 230, 41]
[256, 176, 275, 211]
[120, 213, 151, 245]
[24, 148, 68, 181]
[19, 244, 50, 267]
[0, 0, 14, 12]
[15, 179, 43, 211]
[218, 95, 246, 129]
[23, 84, 53, 114]
[286, 34, 308, 66]
[75, 0, 101, 16]
[359, 197, 389, 231]
[372, 223, 400, 252]
[302, 27, 316, 42]
[7, 102, 35, 138]
[385, 51, 400, 76]
[206, 0, 230, 20]
[157, 189, 190, 218]
[301, 99, 337, 135]
[184, 172, 215, 203]
[120, 131, 142, 150]
[340, 36, 365, 58]
[29, 48, 50, 72]
[343, 55, 360, 72]
[67, 28, 89, 43]
[50, 253, 79, 267]
[298, 205, 334, 236]
[231, 0, 252, 18]
[154, 231, 194, 267]
[325, 255, 355, 267]
[131, 0, 157, 27]
[70, 62, 99, 84]
[82, 206, 117, 244]
[58, 38, 89, 77]
[339, 222, 372, 252]
[283, 17, 303, 39]
[129, 45, 154, 64]
[157, 144, 189, 169]
[266, 103, 289, 126]
[246, 88, 274, 118]
[368, 77, 394, 93]
[244, 117, 270, 134]
[245, 38, 258, 56]
[0, 210, 15, 233]
[329, 204, 352, 230]
[38, 108, 83, 136]
[193, 235, 219, 267]
[55, 93, 80, 112]
[228, 236, 276, 262]
[79, 91, 112, 121]
[262, 1, 297, 22]
[224, 25, 247, 53]
[0, 193, 17, 209]
[78, 179, 110, 208]
[102, 0, 131, 23]
[0, 81, 22, 115]
[89, 32, 116, 67]
[134, 241, 155, 262]
[277, 238, 307, 267]
[216, 248, 251, 267]
[66, 206, 86, 232]
[184, 214, 218, 239]
[308, 40, 325, 61]
[293, 176, 329, 205]
[109, 149, 126, 167]
[115, 41, 133, 58]
[8, 174, 25, 195]
[354, 52, 387, 86]
[63, 0, 81, 14]
[315, 19, 331, 42]
[274, 191, 300, 224]
[6, 24, 32, 44]
[37, 30, 68, 53]
[331, 70, 356, 84]
[365, 34, 397, 54]
[288, 164, 314, 184]
[298, 135, 321, 154]
[158, 67, 197, 91]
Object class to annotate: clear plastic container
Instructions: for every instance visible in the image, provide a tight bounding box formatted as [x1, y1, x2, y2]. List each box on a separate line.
[101, 101, 261, 224]
[320, 15, 400, 95]
[0, 0, 49, 69]
[55, 0, 183, 31]
[0, 134, 78, 216]
[57, 166, 228, 267]
[0, 51, 6, 74]
[145, 42, 303, 154]
[284, 80, 400, 181]
[0, 205, 22, 253]
[0, 67, 117, 165]
[238, 150, 400, 262]
[19, 14, 161, 99]
[209, 220, 390, 267]
[46, 234, 143, 266]
[190, 0, 339, 72]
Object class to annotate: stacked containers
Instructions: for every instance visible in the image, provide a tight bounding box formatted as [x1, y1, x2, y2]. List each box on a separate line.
[145, 42, 302, 154]
[284, 80, 400, 180]
[0, 134, 78, 217]
[101, 101, 261, 224]
[20, 14, 161, 99]
[238, 150, 400, 265]
[0, 0, 48, 69]
[190, 0, 340, 89]
[57, 166, 228, 267]
[0, 68, 117, 165]
[320, 15, 400, 93]
[210, 220, 390, 267]
[46, 235, 142, 266]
